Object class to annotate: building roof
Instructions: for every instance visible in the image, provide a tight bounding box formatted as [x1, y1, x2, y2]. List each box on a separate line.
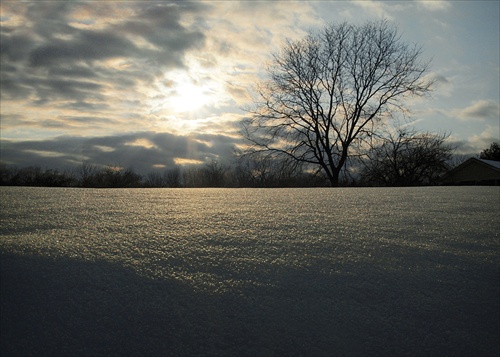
[441, 157, 500, 184]
[478, 159, 500, 170]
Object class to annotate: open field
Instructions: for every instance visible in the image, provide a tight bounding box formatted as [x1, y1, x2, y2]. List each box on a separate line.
[1, 187, 499, 356]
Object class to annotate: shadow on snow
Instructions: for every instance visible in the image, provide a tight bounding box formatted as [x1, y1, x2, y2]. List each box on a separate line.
[1, 250, 498, 356]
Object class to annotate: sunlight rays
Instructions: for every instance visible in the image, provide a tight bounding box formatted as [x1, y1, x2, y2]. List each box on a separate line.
[150, 69, 225, 116]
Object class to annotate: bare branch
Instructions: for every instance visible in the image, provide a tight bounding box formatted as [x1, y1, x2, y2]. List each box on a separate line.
[242, 20, 433, 186]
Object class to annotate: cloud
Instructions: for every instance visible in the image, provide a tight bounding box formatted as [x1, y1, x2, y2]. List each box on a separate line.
[225, 82, 253, 106]
[451, 125, 500, 155]
[1, 0, 497, 176]
[455, 100, 500, 121]
[0, 1, 208, 124]
[1, 1, 320, 143]
[425, 72, 454, 98]
[352, 1, 397, 20]
[29, 31, 134, 67]
[415, 0, 451, 12]
[428, 73, 450, 88]
[0, 132, 242, 174]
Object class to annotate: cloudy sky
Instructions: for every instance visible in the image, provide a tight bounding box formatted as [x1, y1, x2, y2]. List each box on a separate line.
[1, 0, 499, 174]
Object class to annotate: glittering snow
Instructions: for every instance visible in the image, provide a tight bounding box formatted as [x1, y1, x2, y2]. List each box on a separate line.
[1, 186, 499, 356]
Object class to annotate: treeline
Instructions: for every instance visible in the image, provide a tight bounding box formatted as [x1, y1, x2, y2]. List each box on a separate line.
[1, 141, 498, 188]
[0, 159, 326, 188]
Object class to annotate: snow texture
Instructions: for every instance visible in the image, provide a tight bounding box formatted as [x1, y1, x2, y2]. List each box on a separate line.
[1, 186, 499, 356]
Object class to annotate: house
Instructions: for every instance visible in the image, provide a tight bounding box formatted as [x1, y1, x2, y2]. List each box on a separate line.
[441, 158, 500, 185]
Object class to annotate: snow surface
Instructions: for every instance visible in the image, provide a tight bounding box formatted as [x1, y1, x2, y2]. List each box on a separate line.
[1, 186, 499, 356]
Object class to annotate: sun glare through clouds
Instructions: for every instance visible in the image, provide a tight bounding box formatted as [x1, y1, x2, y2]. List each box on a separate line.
[0, 1, 498, 174]
[150, 69, 224, 117]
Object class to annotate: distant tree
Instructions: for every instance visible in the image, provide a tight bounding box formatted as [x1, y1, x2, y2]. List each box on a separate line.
[202, 159, 227, 187]
[479, 142, 500, 161]
[9, 166, 41, 186]
[242, 20, 433, 186]
[273, 155, 306, 187]
[77, 161, 100, 187]
[119, 167, 143, 188]
[165, 166, 182, 188]
[183, 166, 204, 188]
[359, 128, 454, 186]
[145, 171, 165, 188]
[235, 150, 321, 187]
[236, 152, 277, 187]
[38, 168, 75, 187]
[83, 165, 142, 188]
[4, 166, 75, 187]
[0, 162, 15, 185]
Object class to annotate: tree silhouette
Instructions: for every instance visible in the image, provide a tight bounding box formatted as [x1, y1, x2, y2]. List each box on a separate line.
[359, 128, 453, 186]
[235, 152, 307, 187]
[479, 142, 500, 161]
[202, 159, 227, 187]
[243, 20, 433, 186]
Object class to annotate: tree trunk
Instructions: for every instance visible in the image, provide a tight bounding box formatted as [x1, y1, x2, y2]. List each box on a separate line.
[328, 169, 340, 187]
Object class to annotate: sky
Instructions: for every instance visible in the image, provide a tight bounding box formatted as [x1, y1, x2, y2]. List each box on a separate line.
[1, 0, 499, 174]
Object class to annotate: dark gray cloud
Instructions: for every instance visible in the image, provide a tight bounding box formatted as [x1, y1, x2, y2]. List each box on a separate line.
[35, 78, 104, 104]
[0, 1, 209, 110]
[29, 30, 137, 67]
[119, 2, 206, 54]
[0, 131, 241, 174]
[48, 64, 99, 79]
[1, 0, 497, 171]
[0, 32, 37, 62]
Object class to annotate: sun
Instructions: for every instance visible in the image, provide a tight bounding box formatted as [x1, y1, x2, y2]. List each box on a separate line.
[151, 70, 222, 115]
[171, 76, 212, 113]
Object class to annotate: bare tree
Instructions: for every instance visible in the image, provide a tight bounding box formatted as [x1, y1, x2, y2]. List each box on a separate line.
[359, 128, 454, 186]
[479, 142, 500, 161]
[203, 159, 227, 187]
[77, 161, 99, 187]
[145, 171, 165, 187]
[243, 20, 433, 186]
[237, 152, 276, 187]
[164, 166, 182, 188]
[236, 151, 305, 187]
